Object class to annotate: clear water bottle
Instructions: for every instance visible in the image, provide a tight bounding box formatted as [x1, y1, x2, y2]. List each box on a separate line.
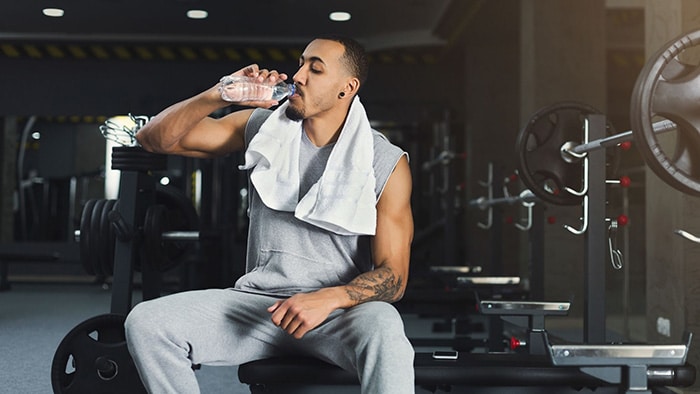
[218, 75, 295, 102]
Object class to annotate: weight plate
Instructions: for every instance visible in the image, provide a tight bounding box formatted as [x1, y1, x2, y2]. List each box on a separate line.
[142, 204, 167, 271]
[79, 200, 97, 276]
[99, 200, 117, 277]
[516, 102, 617, 205]
[90, 199, 107, 278]
[631, 29, 700, 196]
[51, 313, 147, 394]
[142, 186, 199, 272]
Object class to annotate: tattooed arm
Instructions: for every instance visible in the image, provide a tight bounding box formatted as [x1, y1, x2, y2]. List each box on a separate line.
[268, 156, 413, 338]
[345, 155, 413, 304]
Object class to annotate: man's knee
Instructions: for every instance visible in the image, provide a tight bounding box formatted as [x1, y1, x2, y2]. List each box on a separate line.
[124, 300, 161, 346]
[354, 302, 405, 330]
[351, 302, 411, 350]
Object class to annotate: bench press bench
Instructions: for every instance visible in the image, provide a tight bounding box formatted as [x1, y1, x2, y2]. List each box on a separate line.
[238, 300, 696, 393]
[238, 352, 696, 393]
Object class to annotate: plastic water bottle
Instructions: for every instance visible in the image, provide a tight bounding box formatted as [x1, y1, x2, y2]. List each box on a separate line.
[218, 75, 295, 102]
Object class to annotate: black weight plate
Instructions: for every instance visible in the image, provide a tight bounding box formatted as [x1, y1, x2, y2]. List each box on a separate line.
[516, 102, 616, 205]
[79, 200, 97, 276]
[152, 185, 199, 272]
[90, 199, 107, 278]
[51, 313, 147, 394]
[631, 29, 700, 196]
[142, 204, 167, 271]
[100, 200, 117, 277]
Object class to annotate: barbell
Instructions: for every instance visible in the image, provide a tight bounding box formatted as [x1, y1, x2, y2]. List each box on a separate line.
[517, 29, 700, 205]
[469, 189, 537, 210]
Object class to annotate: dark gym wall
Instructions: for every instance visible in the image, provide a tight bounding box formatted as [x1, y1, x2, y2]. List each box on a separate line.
[0, 46, 463, 119]
[461, 0, 521, 274]
[0, 56, 279, 116]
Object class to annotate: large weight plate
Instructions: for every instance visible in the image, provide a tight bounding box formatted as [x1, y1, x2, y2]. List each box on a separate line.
[89, 199, 107, 278]
[516, 102, 617, 205]
[631, 29, 700, 196]
[140, 186, 199, 272]
[99, 200, 117, 277]
[79, 200, 97, 276]
[142, 204, 168, 271]
[51, 314, 147, 394]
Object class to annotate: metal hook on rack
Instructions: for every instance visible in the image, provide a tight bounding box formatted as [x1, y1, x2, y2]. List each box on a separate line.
[562, 120, 590, 197]
[561, 119, 600, 235]
[674, 229, 700, 244]
[607, 218, 623, 269]
[514, 190, 536, 231]
[477, 163, 493, 230]
[564, 195, 589, 235]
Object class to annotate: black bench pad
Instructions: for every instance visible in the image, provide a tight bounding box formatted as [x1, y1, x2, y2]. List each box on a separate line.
[238, 353, 696, 388]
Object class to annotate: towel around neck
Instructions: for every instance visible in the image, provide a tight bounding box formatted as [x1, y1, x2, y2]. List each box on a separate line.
[239, 96, 377, 236]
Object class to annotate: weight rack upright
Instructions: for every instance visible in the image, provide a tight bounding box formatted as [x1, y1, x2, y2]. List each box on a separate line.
[109, 146, 166, 315]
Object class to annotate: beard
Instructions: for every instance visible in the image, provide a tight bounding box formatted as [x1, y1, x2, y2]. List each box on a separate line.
[284, 104, 304, 121]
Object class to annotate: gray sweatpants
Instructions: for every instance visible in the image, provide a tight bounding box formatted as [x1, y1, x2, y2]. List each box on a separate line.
[124, 288, 415, 394]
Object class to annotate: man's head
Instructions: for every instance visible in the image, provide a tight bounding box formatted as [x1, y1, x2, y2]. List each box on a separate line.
[319, 35, 368, 87]
[285, 36, 368, 121]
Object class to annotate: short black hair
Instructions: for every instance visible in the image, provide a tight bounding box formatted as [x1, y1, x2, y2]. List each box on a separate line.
[316, 35, 369, 86]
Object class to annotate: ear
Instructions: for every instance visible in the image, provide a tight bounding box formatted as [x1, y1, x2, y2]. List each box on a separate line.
[343, 77, 360, 97]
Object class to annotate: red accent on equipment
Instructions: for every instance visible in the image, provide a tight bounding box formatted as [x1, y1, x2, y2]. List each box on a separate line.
[619, 176, 631, 188]
[617, 214, 629, 226]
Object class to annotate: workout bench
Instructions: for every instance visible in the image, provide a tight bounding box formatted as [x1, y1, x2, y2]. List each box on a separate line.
[238, 300, 696, 394]
[238, 352, 695, 393]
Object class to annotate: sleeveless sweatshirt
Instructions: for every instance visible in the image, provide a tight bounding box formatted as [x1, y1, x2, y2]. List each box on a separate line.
[234, 108, 406, 296]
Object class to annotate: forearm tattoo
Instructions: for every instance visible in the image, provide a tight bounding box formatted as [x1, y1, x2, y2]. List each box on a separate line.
[345, 266, 403, 304]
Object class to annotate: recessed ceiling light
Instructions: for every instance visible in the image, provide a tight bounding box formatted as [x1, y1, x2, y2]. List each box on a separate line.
[42, 8, 65, 17]
[329, 11, 351, 22]
[187, 9, 208, 19]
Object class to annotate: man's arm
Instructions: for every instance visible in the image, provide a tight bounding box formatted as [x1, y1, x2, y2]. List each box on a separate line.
[269, 156, 413, 338]
[344, 154, 413, 304]
[136, 65, 285, 158]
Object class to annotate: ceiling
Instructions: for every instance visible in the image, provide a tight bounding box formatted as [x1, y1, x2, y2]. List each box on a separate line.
[0, 0, 477, 118]
[1, 0, 459, 52]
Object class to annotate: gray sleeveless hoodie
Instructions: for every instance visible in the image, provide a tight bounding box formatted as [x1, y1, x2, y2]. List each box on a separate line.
[234, 108, 406, 296]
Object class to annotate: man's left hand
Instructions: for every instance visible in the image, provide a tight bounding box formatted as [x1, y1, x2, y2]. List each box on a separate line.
[267, 289, 340, 339]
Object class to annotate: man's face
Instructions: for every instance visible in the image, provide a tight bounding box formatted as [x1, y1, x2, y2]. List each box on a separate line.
[285, 39, 349, 121]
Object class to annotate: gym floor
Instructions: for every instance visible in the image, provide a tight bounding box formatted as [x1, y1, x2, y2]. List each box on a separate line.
[1, 281, 459, 394]
[0, 282, 246, 394]
[1, 280, 692, 394]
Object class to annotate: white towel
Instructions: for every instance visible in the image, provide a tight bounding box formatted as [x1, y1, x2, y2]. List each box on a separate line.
[239, 96, 377, 235]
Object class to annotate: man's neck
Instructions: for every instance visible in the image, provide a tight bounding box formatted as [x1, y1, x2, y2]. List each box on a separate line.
[303, 108, 349, 147]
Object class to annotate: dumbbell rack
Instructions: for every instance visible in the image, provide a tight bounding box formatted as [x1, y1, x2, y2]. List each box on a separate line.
[108, 146, 167, 315]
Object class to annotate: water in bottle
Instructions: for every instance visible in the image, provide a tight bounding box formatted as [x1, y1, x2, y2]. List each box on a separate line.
[219, 75, 295, 102]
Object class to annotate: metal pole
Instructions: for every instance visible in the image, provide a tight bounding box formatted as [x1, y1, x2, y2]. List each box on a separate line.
[584, 114, 607, 344]
[110, 171, 152, 315]
[530, 204, 545, 301]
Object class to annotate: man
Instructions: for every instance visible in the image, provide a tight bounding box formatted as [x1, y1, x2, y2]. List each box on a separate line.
[125, 36, 415, 393]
